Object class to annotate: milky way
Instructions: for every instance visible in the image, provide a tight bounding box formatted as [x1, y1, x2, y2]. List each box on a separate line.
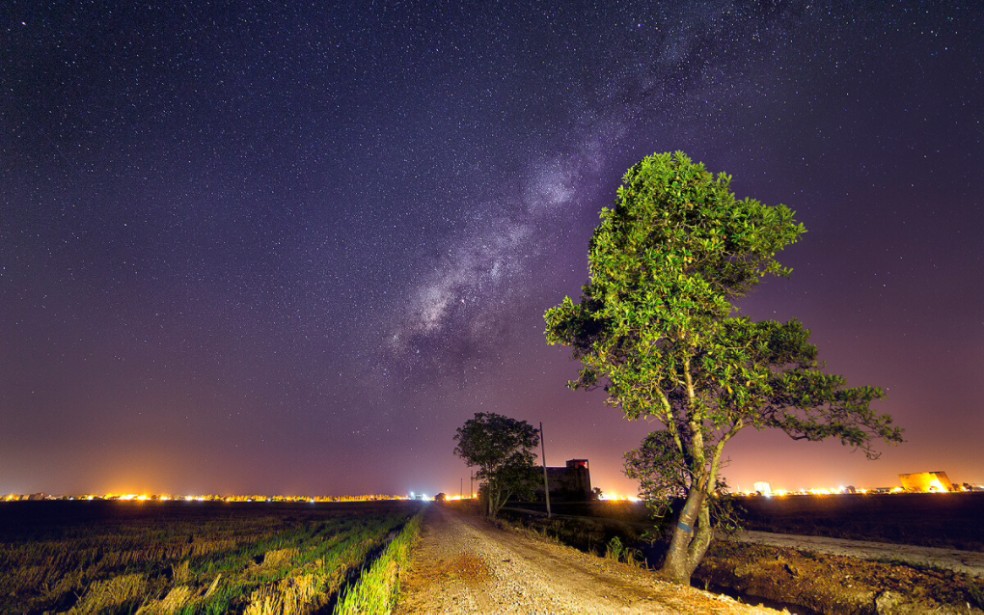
[388, 1, 799, 365]
[2, 2, 982, 496]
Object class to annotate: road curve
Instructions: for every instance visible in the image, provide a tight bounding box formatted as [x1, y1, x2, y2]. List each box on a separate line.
[396, 504, 776, 614]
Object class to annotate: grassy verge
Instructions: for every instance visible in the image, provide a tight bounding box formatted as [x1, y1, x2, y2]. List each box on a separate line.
[332, 512, 422, 614]
[235, 519, 405, 614]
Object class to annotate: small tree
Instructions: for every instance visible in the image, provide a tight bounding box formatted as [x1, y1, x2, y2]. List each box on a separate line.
[453, 412, 540, 518]
[545, 152, 902, 584]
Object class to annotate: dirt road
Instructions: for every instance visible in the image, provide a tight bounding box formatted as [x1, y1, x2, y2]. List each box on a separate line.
[735, 530, 984, 577]
[396, 504, 777, 614]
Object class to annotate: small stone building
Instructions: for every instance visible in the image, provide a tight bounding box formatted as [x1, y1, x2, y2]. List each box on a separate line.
[534, 459, 593, 501]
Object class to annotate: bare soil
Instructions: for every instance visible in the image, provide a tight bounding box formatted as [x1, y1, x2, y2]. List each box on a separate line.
[698, 540, 984, 614]
[735, 531, 984, 578]
[396, 504, 777, 614]
[499, 503, 984, 614]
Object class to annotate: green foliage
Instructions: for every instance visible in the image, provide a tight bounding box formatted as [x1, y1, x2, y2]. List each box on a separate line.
[0, 504, 418, 613]
[453, 412, 541, 518]
[625, 431, 740, 536]
[545, 151, 902, 582]
[600, 536, 645, 567]
[332, 512, 421, 614]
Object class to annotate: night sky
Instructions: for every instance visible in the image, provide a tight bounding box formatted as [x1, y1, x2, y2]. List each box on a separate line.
[2, 2, 982, 497]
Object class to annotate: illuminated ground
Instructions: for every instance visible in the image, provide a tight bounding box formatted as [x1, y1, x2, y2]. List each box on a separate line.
[396, 504, 774, 614]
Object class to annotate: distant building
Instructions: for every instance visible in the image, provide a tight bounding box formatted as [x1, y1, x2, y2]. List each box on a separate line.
[899, 471, 953, 492]
[534, 459, 592, 501]
[752, 481, 772, 496]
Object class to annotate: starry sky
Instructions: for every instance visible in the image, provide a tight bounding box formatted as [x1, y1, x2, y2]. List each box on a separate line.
[2, 2, 982, 497]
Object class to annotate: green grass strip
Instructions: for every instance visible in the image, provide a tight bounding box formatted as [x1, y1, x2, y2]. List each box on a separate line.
[332, 512, 422, 615]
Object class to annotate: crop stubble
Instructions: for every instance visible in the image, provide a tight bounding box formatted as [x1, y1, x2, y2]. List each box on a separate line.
[0, 500, 421, 614]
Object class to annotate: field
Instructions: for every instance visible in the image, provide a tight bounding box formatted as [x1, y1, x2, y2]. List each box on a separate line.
[0, 500, 422, 614]
[738, 492, 984, 551]
[501, 494, 984, 613]
[508, 492, 984, 551]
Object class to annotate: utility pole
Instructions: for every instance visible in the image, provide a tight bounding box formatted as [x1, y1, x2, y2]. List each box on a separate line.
[459, 477, 462, 500]
[470, 472, 474, 499]
[540, 421, 551, 518]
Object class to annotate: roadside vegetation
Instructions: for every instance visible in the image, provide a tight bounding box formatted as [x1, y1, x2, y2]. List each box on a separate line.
[334, 513, 421, 614]
[498, 500, 984, 613]
[545, 151, 901, 584]
[0, 501, 421, 614]
[453, 412, 540, 519]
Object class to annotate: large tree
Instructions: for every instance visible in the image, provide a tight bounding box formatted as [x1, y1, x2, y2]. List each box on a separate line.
[453, 412, 540, 518]
[545, 152, 902, 584]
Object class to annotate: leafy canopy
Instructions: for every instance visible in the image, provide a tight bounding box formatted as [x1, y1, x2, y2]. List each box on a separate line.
[546, 151, 901, 463]
[453, 412, 540, 517]
[545, 151, 901, 585]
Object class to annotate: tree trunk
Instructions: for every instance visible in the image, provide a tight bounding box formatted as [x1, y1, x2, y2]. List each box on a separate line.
[490, 490, 500, 517]
[486, 483, 503, 518]
[660, 487, 709, 585]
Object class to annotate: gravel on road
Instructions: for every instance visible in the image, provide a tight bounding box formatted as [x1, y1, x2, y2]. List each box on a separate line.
[396, 504, 779, 614]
